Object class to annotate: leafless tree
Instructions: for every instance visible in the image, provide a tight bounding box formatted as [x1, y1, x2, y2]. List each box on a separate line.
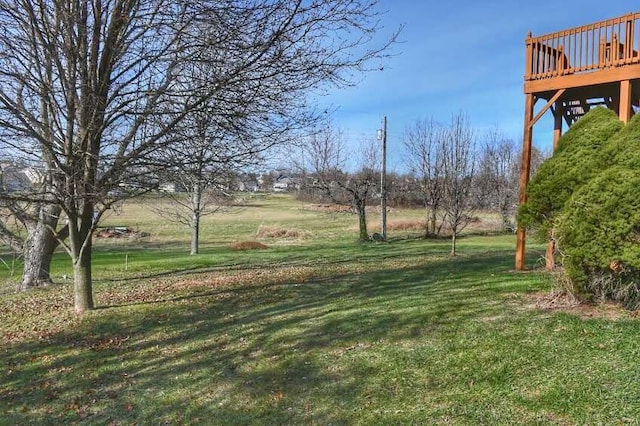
[297, 127, 378, 241]
[441, 113, 477, 256]
[151, 124, 240, 256]
[153, 50, 318, 255]
[476, 132, 548, 232]
[403, 117, 445, 237]
[0, 0, 398, 313]
[151, 178, 235, 257]
[476, 128, 520, 232]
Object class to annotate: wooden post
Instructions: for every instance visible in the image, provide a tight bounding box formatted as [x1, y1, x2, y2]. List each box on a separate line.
[625, 19, 634, 62]
[553, 102, 563, 150]
[380, 116, 387, 240]
[516, 93, 535, 271]
[545, 102, 564, 270]
[524, 32, 533, 80]
[619, 80, 632, 123]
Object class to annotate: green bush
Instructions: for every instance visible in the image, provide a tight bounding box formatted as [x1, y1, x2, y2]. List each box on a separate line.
[517, 107, 623, 240]
[516, 108, 640, 308]
[557, 167, 640, 309]
[600, 112, 640, 169]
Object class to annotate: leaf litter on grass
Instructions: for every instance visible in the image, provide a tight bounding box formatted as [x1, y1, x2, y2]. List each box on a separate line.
[5, 230, 640, 424]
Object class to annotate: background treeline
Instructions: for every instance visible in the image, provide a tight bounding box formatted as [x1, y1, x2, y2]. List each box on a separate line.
[286, 115, 548, 241]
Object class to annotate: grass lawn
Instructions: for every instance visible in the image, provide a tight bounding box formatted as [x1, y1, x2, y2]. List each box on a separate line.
[1, 194, 639, 424]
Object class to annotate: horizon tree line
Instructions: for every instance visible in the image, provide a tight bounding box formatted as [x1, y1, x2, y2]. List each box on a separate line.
[293, 113, 547, 255]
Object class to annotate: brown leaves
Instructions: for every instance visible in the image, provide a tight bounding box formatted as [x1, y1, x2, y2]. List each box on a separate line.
[84, 335, 130, 351]
[271, 390, 285, 402]
[0, 287, 80, 344]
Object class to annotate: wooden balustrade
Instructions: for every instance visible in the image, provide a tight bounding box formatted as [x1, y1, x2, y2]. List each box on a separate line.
[526, 13, 640, 81]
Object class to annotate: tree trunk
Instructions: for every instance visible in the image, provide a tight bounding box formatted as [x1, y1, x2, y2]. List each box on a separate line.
[20, 226, 55, 290]
[73, 239, 94, 315]
[356, 201, 368, 241]
[190, 211, 200, 255]
[20, 204, 61, 290]
[450, 230, 457, 256]
[70, 201, 96, 315]
[429, 207, 437, 236]
[424, 214, 430, 239]
[500, 204, 512, 232]
[190, 184, 202, 255]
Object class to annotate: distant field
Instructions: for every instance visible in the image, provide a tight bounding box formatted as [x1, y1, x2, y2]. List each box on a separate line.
[2, 194, 638, 424]
[0, 193, 511, 290]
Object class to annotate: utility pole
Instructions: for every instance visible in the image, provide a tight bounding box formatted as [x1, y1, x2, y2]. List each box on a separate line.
[379, 116, 387, 240]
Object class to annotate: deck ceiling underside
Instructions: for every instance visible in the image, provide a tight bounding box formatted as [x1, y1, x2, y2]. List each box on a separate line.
[534, 80, 640, 105]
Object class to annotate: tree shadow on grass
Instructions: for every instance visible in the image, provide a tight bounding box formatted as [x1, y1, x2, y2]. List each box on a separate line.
[0, 250, 548, 424]
[96, 236, 456, 283]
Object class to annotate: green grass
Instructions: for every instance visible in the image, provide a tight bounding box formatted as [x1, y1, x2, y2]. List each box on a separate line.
[1, 194, 638, 424]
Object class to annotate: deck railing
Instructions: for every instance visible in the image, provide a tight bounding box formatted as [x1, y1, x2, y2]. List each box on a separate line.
[526, 13, 640, 81]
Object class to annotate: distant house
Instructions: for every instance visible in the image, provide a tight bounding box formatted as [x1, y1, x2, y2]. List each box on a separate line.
[159, 182, 178, 193]
[0, 162, 40, 192]
[272, 176, 302, 192]
[273, 178, 289, 192]
[273, 177, 293, 192]
[234, 175, 260, 192]
[238, 180, 259, 192]
[22, 167, 44, 185]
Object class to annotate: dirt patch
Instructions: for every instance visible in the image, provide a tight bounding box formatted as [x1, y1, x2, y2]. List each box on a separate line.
[230, 241, 269, 251]
[525, 291, 634, 320]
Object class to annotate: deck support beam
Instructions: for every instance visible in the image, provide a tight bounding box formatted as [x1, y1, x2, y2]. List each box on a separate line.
[553, 103, 564, 150]
[516, 90, 564, 271]
[516, 93, 535, 271]
[545, 102, 564, 271]
[619, 80, 632, 123]
[530, 89, 566, 129]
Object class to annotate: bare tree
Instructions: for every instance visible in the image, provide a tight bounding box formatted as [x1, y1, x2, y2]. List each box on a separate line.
[298, 127, 378, 241]
[476, 128, 519, 232]
[152, 124, 239, 256]
[403, 117, 445, 237]
[476, 131, 549, 232]
[151, 180, 235, 256]
[153, 51, 315, 255]
[441, 113, 477, 256]
[0, 0, 397, 313]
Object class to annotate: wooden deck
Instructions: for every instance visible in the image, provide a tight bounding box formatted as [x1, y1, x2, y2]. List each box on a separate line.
[525, 13, 640, 100]
[516, 13, 640, 271]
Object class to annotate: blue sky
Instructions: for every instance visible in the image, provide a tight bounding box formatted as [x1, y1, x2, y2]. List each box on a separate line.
[317, 0, 640, 171]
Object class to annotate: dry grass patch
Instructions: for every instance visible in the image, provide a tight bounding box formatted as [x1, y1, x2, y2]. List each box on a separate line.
[468, 215, 504, 234]
[368, 219, 427, 232]
[524, 290, 634, 320]
[230, 241, 269, 251]
[363, 213, 505, 235]
[388, 219, 426, 232]
[255, 225, 309, 239]
[299, 203, 353, 213]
